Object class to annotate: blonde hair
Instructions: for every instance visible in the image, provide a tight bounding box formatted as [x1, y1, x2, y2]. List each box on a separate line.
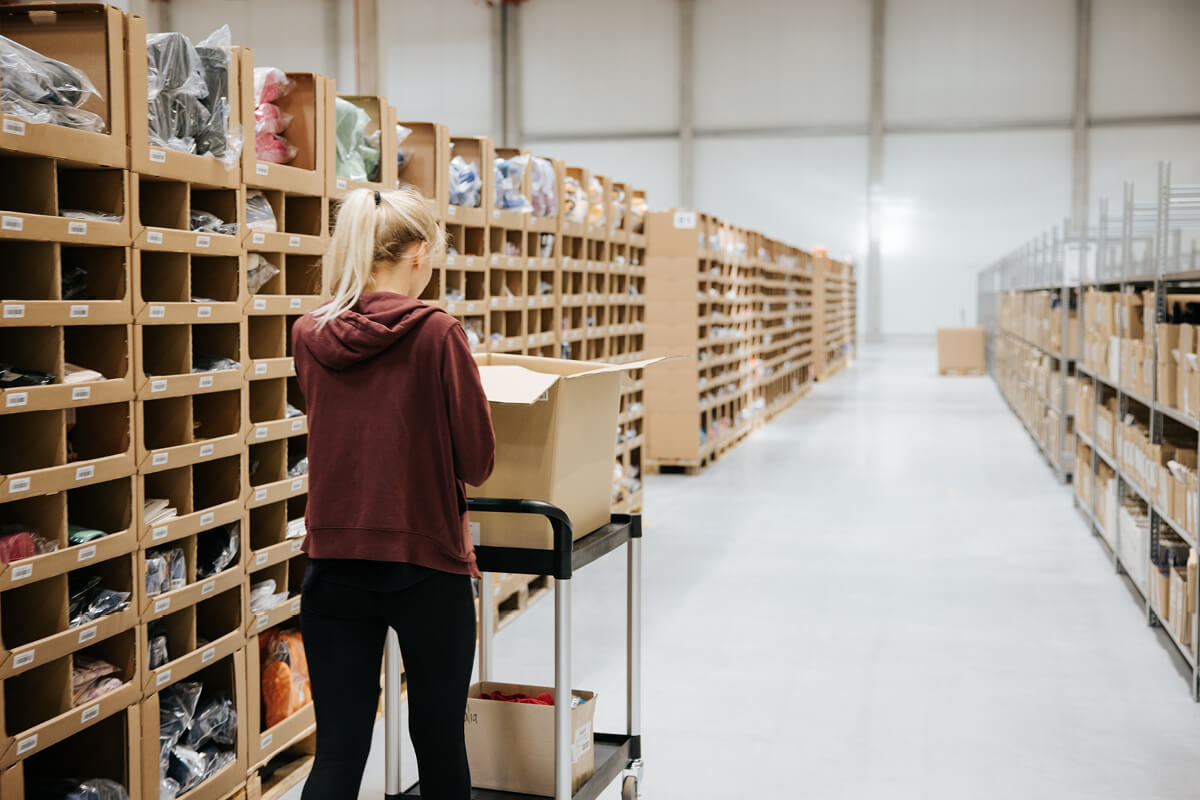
[312, 186, 446, 329]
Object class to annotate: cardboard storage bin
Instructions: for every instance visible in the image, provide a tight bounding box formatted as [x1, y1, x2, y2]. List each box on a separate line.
[241, 53, 328, 196]
[0, 157, 130, 245]
[447, 136, 492, 227]
[938, 327, 986, 373]
[0, 323, 134, 413]
[134, 250, 246, 325]
[134, 319, 247, 400]
[395, 121, 449, 209]
[246, 553, 305, 635]
[244, 190, 328, 254]
[0, 401, 135, 497]
[0, 241, 131, 326]
[326, 90, 397, 197]
[142, 580, 245, 697]
[465, 681, 596, 797]
[468, 354, 662, 548]
[133, 177, 244, 255]
[245, 624, 315, 769]
[0, 3, 128, 168]
[138, 456, 244, 546]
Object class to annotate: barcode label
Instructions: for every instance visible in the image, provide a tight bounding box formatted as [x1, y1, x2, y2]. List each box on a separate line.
[255, 363, 268, 374]
[257, 615, 268, 628]
[68, 221, 87, 235]
[261, 733, 273, 749]
[2, 215, 23, 231]
[70, 304, 89, 318]
[289, 298, 302, 309]
[289, 236, 300, 248]
[447, 205, 456, 216]
[75, 465, 95, 481]
[197, 306, 212, 318]
[147, 231, 163, 244]
[9, 477, 30, 493]
[466, 257, 474, 266]
[199, 376, 213, 388]
[256, 552, 268, 565]
[291, 419, 303, 431]
[81, 704, 100, 723]
[253, 232, 266, 244]
[6, 392, 27, 407]
[200, 444, 214, 457]
[78, 625, 97, 642]
[196, 235, 211, 248]
[257, 163, 270, 175]
[153, 526, 168, 541]
[149, 305, 165, 318]
[673, 211, 697, 229]
[255, 427, 268, 439]
[157, 669, 172, 686]
[149, 148, 167, 163]
[254, 298, 267, 310]
[16, 735, 37, 755]
[292, 540, 302, 551]
[200, 512, 214, 526]
[202, 646, 216, 663]
[291, 478, 303, 491]
[11, 564, 33, 580]
[151, 380, 167, 393]
[2, 304, 23, 318]
[77, 545, 97, 562]
[13, 651, 35, 668]
[336, 179, 347, 190]
[291, 598, 301, 613]
[152, 453, 169, 466]
[447, 256, 456, 265]
[3, 118, 26, 135]
[201, 579, 215, 595]
[155, 598, 171, 613]
[255, 488, 267, 501]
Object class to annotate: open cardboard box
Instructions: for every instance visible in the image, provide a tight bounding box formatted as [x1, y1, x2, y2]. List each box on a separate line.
[246, 554, 305, 635]
[0, 3, 128, 167]
[0, 241, 131, 326]
[492, 146, 530, 231]
[136, 385, 245, 472]
[396, 120, 450, 209]
[326, 89, 398, 197]
[142, 581, 245, 698]
[245, 190, 329, 254]
[447, 135, 492, 227]
[0, 401, 135, 497]
[138, 517, 245, 622]
[134, 250, 246, 325]
[245, 731, 315, 800]
[245, 252, 325, 316]
[139, 456, 244, 549]
[132, 178, 244, 255]
[245, 625, 316, 769]
[0, 158, 130, 245]
[241, 52, 328, 195]
[0, 323, 134, 413]
[465, 681, 596, 797]
[468, 354, 665, 548]
[126, 14, 244, 187]
[135, 319, 247, 400]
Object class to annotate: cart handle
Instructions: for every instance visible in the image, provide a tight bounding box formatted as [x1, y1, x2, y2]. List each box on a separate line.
[467, 497, 575, 578]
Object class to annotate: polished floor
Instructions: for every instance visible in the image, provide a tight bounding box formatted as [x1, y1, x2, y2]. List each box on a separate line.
[292, 341, 1200, 799]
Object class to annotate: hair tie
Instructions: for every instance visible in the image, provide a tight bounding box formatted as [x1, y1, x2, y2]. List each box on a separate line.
[374, 190, 381, 207]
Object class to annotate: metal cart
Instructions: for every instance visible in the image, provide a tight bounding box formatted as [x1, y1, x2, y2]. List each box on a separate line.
[383, 499, 644, 799]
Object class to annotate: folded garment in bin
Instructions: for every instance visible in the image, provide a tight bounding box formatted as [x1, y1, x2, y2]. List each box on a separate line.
[481, 690, 554, 705]
[0, 34, 105, 132]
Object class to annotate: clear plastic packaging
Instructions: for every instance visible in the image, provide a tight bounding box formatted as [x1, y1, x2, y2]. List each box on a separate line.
[249, 579, 284, 612]
[148, 546, 186, 592]
[148, 633, 170, 669]
[253, 68, 293, 105]
[247, 254, 281, 294]
[335, 97, 381, 183]
[67, 574, 130, 627]
[254, 102, 292, 135]
[493, 154, 531, 213]
[145, 555, 168, 597]
[61, 210, 124, 224]
[396, 124, 413, 177]
[160, 777, 181, 800]
[449, 156, 481, 207]
[287, 456, 308, 478]
[0, 34, 105, 132]
[563, 176, 588, 224]
[609, 184, 626, 229]
[187, 693, 237, 748]
[530, 157, 557, 217]
[587, 177, 605, 226]
[261, 628, 312, 726]
[197, 522, 239, 578]
[33, 779, 130, 800]
[167, 746, 206, 794]
[245, 191, 278, 233]
[159, 681, 203, 746]
[255, 131, 297, 165]
[189, 209, 238, 236]
[200, 747, 236, 780]
[631, 193, 647, 233]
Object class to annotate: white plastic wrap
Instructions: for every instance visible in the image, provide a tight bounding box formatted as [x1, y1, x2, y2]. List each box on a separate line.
[563, 176, 589, 224]
[0, 34, 105, 132]
[449, 156, 482, 207]
[530, 157, 557, 217]
[493, 154, 531, 213]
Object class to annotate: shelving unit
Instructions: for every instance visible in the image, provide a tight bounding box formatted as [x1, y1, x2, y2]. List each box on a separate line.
[812, 256, 856, 380]
[978, 160, 1200, 698]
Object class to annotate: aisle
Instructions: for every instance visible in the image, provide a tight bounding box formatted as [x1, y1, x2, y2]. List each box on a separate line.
[338, 341, 1200, 799]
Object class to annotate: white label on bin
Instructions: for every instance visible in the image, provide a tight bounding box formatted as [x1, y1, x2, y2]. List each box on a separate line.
[257, 163, 270, 176]
[202, 646, 215, 663]
[157, 669, 172, 686]
[261, 733, 273, 749]
[196, 235, 211, 248]
[257, 614, 268, 629]
[291, 419, 303, 431]
[200, 512, 214, 527]
[80, 703, 100, 724]
[289, 236, 300, 248]
[70, 305, 89, 318]
[253, 298, 267, 311]
[3, 118, 26, 135]
[9, 477, 30, 494]
[493, 210, 500, 219]
[673, 211, 697, 229]
[3, 304, 23, 318]
[12, 564, 33, 581]
[197, 306, 212, 319]
[68, 221, 87, 236]
[77, 545, 97, 563]
[255, 552, 268, 566]
[149, 148, 167, 163]
[200, 444, 214, 457]
[255, 488, 267, 501]
[291, 540, 302, 552]
[291, 478, 303, 491]
[152, 526, 169, 541]
[147, 231, 163, 244]
[152, 453, 169, 466]
[149, 305, 165, 319]
[466, 257, 475, 267]
[572, 721, 592, 762]
[13, 650, 34, 668]
[6, 392, 27, 408]
[151, 380, 167, 393]
[16, 735, 37, 755]
[290, 598, 301, 614]
[447, 205, 456, 216]
[470, 522, 480, 545]
[199, 376, 213, 388]
[289, 297, 302, 309]
[491, 255, 499, 266]
[2, 216, 23, 231]
[78, 625, 97, 642]
[75, 465, 95, 481]
[155, 598, 171, 613]
[336, 179, 347, 190]
[466, 303, 475, 313]
[253, 233, 266, 245]
[255, 427, 268, 439]
[254, 363, 268, 375]
[201, 580, 215, 595]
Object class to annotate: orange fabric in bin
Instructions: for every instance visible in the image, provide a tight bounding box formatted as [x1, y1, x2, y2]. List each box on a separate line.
[261, 628, 313, 727]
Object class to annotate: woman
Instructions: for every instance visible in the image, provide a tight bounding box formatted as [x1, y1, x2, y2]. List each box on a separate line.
[292, 187, 495, 799]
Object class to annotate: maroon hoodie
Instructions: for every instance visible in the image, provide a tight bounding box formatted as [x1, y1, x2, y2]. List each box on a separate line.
[292, 292, 495, 577]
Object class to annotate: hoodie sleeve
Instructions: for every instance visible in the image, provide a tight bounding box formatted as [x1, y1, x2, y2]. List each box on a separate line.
[442, 323, 496, 486]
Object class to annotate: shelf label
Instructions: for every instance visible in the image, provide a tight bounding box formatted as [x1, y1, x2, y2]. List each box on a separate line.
[254, 363, 268, 375]
[78, 625, 97, 643]
[13, 650, 34, 669]
[291, 478, 303, 491]
[256, 163, 270, 176]
[493, 210, 500, 219]
[255, 426, 268, 439]
[255, 552, 269, 565]
[257, 615, 268, 629]
[151, 379, 167, 393]
[199, 376, 214, 388]
[80, 704, 100, 724]
[77, 545, 97, 563]
[155, 597, 171, 613]
[255, 488, 267, 501]
[16, 735, 37, 756]
[291, 419, 303, 431]
[9, 477, 30, 494]
[253, 298, 267, 310]
[289, 297, 302, 309]
[673, 211, 697, 229]
[69, 304, 89, 318]
[200, 512, 214, 527]
[199, 443, 214, 457]
[253, 233, 266, 244]
[68, 221, 87, 236]
[152, 526, 169, 541]
[149, 148, 167, 163]
[197, 305, 212, 318]
[11, 564, 33, 581]
[447, 205, 456, 216]
[196, 235, 211, 248]
[290, 598, 302, 614]
[289, 236, 301, 248]
[2, 215, 23, 231]
[201, 580, 215, 595]
[202, 646, 216, 663]
[3, 118, 26, 135]
[147, 231, 163, 244]
[466, 257, 475, 267]
[466, 303, 475, 312]
[470, 522, 481, 545]
[2, 304, 23, 318]
[149, 305, 165, 319]
[261, 733, 273, 749]
[157, 669, 172, 686]
[292, 540, 303, 552]
[75, 465, 95, 481]
[6, 391, 27, 408]
[336, 179, 347, 190]
[152, 453, 169, 466]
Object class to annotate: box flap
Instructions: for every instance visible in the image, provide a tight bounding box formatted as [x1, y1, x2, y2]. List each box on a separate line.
[562, 355, 681, 379]
[477, 366, 562, 405]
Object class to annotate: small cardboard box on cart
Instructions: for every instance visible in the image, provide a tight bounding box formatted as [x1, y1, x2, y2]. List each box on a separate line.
[465, 681, 597, 796]
[937, 327, 985, 374]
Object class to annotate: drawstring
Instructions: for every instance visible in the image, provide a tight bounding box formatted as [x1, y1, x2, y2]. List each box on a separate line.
[374, 190, 381, 207]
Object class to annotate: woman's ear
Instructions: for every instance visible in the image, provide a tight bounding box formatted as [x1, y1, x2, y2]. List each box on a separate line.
[410, 241, 428, 271]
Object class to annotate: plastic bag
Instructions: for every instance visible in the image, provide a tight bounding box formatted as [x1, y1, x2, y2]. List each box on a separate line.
[287, 456, 308, 478]
[249, 579, 280, 612]
[396, 124, 413, 176]
[253, 67, 293, 105]
[200, 747, 236, 780]
[255, 131, 297, 164]
[189, 209, 238, 236]
[187, 693, 237, 748]
[0, 34, 105, 132]
[148, 633, 170, 669]
[449, 156, 481, 207]
[563, 176, 588, 224]
[609, 184, 626, 229]
[530, 157, 557, 217]
[148, 546, 186, 592]
[631, 193, 647, 233]
[167, 746, 206, 794]
[68, 576, 130, 628]
[197, 522, 239, 579]
[493, 154, 531, 213]
[261, 629, 312, 727]
[159, 777, 181, 800]
[254, 102, 292, 135]
[75, 676, 123, 704]
[335, 97, 381, 183]
[145, 555, 168, 597]
[247, 254, 280, 294]
[159, 681, 203, 747]
[31, 779, 130, 800]
[587, 177, 605, 225]
[245, 191, 278, 233]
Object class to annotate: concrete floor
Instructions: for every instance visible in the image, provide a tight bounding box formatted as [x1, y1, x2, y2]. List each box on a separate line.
[291, 341, 1200, 799]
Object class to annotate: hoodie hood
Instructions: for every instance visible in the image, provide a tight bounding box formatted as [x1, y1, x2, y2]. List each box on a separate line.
[300, 292, 442, 370]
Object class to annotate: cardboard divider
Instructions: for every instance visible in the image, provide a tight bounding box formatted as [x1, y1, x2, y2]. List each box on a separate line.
[0, 3, 129, 168]
[245, 191, 328, 254]
[137, 321, 246, 400]
[246, 623, 315, 770]
[396, 121, 449, 210]
[133, 178, 243, 256]
[0, 402, 133, 496]
[0, 165, 129, 242]
[247, 557, 304, 635]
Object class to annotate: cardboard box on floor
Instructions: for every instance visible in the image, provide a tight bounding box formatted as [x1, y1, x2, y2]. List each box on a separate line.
[465, 681, 596, 797]
[468, 354, 665, 548]
[937, 327, 985, 373]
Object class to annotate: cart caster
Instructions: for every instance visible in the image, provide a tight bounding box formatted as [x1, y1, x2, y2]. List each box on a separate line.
[622, 775, 639, 799]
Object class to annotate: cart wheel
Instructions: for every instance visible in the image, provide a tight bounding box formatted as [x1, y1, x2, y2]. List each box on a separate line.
[622, 775, 638, 799]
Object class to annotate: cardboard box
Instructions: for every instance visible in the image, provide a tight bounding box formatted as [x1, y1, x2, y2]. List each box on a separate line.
[326, 90, 397, 197]
[133, 178, 244, 255]
[0, 163, 131, 246]
[1158, 361, 1178, 409]
[937, 327, 985, 373]
[467, 354, 662, 548]
[134, 250, 246, 324]
[0, 242, 132, 326]
[446, 135, 492, 227]
[465, 681, 596, 797]
[135, 385, 245, 472]
[0, 323, 135, 414]
[142, 580, 245, 696]
[396, 120, 450, 209]
[0, 3, 128, 167]
[241, 52, 328, 195]
[134, 319, 247, 400]
[0, 401, 135, 497]
[244, 191, 329, 254]
[245, 628, 316, 769]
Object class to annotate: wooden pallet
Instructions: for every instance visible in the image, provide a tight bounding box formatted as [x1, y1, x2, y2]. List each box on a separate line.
[495, 574, 553, 631]
[645, 459, 704, 476]
[939, 367, 985, 376]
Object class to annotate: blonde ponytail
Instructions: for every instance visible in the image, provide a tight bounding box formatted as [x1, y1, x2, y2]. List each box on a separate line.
[312, 186, 445, 329]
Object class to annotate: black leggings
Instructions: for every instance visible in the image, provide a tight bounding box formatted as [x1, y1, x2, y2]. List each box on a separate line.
[299, 569, 476, 799]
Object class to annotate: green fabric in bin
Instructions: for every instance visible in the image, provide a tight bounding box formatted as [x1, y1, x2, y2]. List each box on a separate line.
[335, 97, 382, 183]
